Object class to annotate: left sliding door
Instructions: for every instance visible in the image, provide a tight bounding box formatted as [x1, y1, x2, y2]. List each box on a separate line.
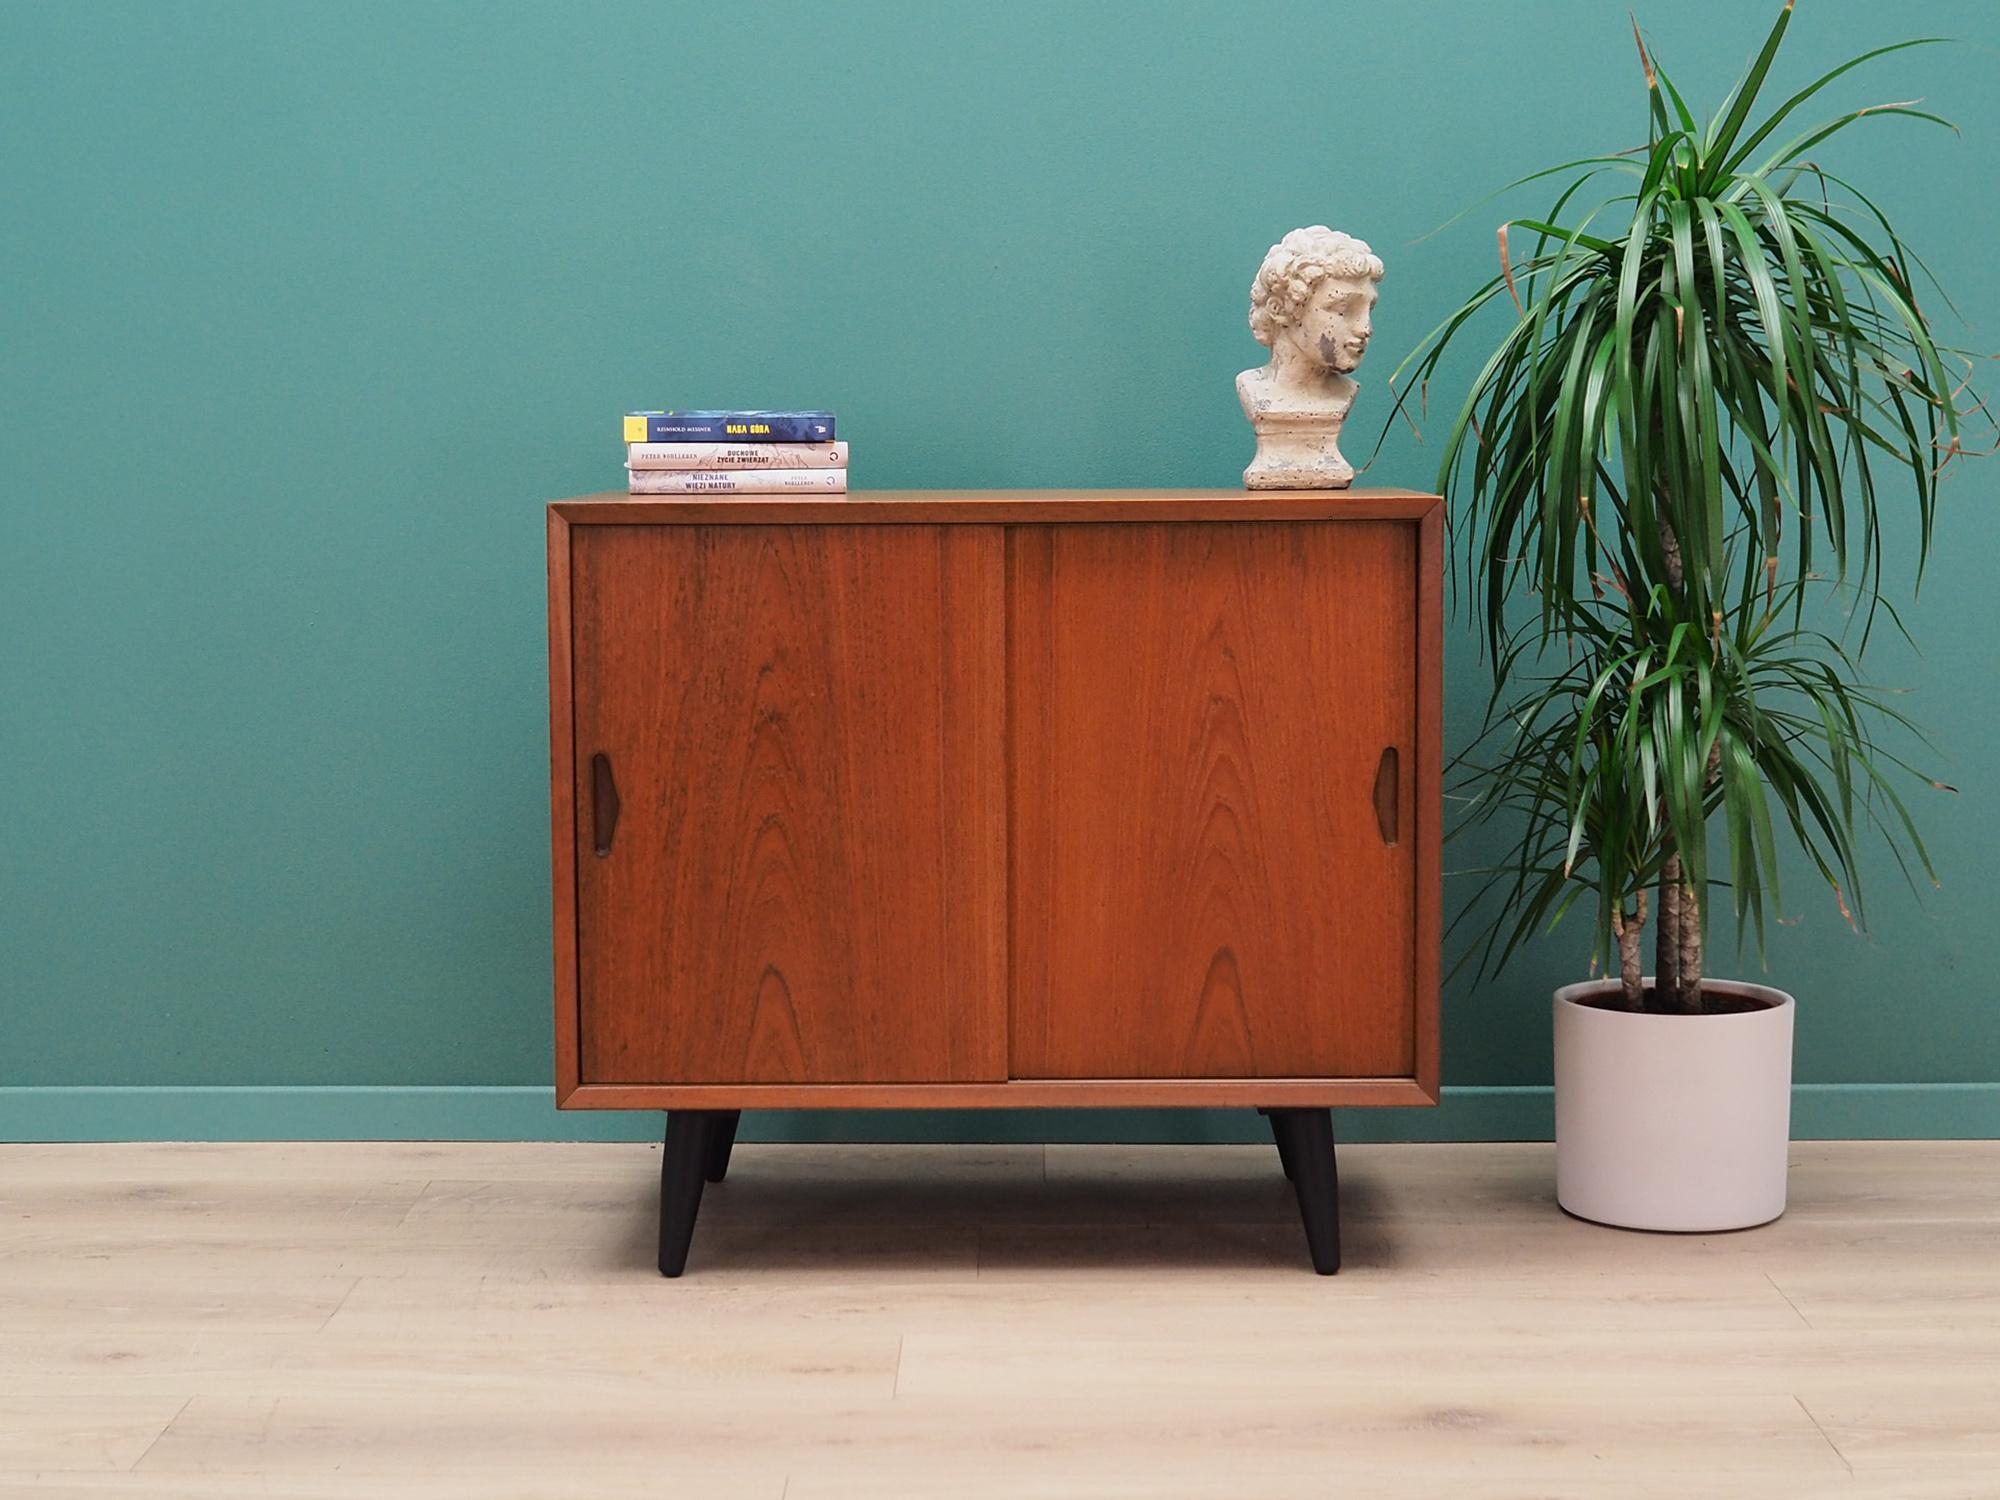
[568, 523, 1007, 1085]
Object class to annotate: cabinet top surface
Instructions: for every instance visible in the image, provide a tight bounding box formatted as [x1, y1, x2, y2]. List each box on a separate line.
[551, 488, 1441, 525]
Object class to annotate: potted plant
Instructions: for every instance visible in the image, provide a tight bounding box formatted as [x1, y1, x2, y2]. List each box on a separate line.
[1392, 6, 1986, 1230]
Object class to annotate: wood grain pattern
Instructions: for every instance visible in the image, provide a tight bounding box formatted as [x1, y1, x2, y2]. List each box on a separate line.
[547, 507, 580, 1101]
[550, 493, 1444, 1107]
[9, 1140, 1998, 1496]
[1010, 521, 1419, 1080]
[561, 1078, 1438, 1110]
[553, 488, 1439, 527]
[1412, 500, 1444, 1101]
[569, 524, 1006, 1085]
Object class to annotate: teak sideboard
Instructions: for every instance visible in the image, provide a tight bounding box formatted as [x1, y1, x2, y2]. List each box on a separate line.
[548, 488, 1442, 1275]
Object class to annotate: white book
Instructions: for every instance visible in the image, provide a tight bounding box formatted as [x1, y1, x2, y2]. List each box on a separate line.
[627, 468, 849, 495]
[627, 440, 848, 470]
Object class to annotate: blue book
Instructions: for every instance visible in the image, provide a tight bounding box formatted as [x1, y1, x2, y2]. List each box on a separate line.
[625, 410, 835, 443]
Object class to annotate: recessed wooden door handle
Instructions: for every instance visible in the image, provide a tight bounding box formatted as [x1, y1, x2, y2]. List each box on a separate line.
[1372, 746, 1400, 846]
[591, 752, 621, 857]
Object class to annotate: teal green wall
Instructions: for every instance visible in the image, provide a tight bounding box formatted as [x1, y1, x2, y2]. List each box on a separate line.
[3, 1, 1994, 1140]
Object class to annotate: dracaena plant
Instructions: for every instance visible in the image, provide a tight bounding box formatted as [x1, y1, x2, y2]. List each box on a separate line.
[1390, 5, 1988, 1012]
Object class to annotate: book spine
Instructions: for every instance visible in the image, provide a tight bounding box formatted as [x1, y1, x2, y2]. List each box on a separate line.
[626, 469, 849, 495]
[627, 441, 848, 471]
[623, 413, 836, 443]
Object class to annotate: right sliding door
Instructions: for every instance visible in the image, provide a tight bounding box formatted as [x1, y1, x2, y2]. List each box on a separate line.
[1009, 519, 1421, 1080]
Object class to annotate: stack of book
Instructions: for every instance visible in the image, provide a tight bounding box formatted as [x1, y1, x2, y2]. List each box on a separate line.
[623, 410, 847, 494]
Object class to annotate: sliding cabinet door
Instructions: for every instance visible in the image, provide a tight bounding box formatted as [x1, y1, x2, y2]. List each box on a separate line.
[1010, 520, 1420, 1080]
[570, 523, 1007, 1085]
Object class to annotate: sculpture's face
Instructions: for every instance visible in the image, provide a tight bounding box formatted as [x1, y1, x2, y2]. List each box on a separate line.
[1289, 275, 1377, 373]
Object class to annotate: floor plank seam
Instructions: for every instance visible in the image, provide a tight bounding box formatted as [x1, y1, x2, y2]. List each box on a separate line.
[1765, 1271, 1814, 1329]
[126, 1395, 191, 1473]
[394, 1180, 435, 1229]
[316, 1275, 361, 1333]
[1793, 1393, 1854, 1477]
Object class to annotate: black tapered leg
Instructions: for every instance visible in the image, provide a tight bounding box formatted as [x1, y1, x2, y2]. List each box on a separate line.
[659, 1111, 720, 1277]
[1259, 1107, 1296, 1180]
[1269, 1108, 1341, 1274]
[704, 1110, 741, 1183]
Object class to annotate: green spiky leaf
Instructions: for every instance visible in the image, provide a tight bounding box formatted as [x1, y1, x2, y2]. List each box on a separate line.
[1386, 6, 1988, 994]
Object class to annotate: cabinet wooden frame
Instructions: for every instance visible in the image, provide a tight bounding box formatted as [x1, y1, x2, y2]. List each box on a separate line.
[549, 489, 1442, 1112]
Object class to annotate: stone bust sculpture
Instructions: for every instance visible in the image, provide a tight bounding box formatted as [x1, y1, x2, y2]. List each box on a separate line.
[1238, 226, 1384, 489]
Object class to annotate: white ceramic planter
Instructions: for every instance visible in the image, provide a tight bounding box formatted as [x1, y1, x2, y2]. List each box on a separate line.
[1553, 978, 1795, 1232]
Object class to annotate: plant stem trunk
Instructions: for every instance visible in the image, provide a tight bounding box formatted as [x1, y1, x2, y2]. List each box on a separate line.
[1654, 498, 1704, 1015]
[1676, 879, 1703, 1012]
[1655, 851, 1682, 1014]
[1613, 892, 1648, 1011]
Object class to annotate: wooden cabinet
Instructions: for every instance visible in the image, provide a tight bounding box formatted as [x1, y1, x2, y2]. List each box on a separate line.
[549, 489, 1442, 1274]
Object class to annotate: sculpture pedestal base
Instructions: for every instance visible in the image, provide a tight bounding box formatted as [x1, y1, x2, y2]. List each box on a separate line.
[1243, 408, 1354, 490]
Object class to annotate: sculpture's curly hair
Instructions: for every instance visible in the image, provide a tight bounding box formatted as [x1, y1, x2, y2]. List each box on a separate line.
[1248, 226, 1384, 347]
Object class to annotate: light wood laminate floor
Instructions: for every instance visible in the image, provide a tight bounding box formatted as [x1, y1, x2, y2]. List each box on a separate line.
[2, 1140, 1996, 1498]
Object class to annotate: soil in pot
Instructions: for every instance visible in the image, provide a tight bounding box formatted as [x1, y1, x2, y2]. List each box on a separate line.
[1571, 985, 1773, 1016]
